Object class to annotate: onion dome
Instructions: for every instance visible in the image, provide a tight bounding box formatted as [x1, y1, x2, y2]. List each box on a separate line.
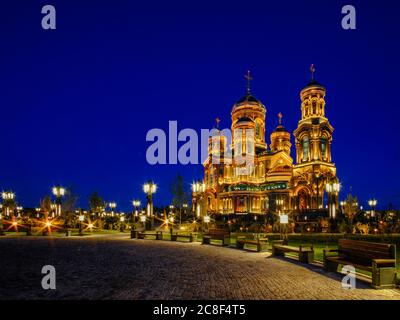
[232, 70, 265, 112]
[273, 112, 288, 132]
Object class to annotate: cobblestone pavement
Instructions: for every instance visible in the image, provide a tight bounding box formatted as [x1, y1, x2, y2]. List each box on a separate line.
[0, 234, 399, 300]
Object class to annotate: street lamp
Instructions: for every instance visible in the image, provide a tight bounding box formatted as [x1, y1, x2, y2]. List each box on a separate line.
[325, 180, 340, 219]
[368, 199, 377, 217]
[120, 215, 125, 232]
[140, 214, 147, 229]
[78, 213, 85, 236]
[52, 186, 65, 217]
[143, 181, 157, 230]
[109, 202, 117, 216]
[132, 200, 141, 223]
[192, 181, 206, 220]
[182, 203, 188, 225]
[2, 191, 15, 217]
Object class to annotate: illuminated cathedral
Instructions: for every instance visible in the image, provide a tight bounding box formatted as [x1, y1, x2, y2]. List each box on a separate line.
[192, 66, 340, 219]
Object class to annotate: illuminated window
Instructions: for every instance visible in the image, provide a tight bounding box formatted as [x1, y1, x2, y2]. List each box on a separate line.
[321, 137, 327, 158]
[302, 136, 309, 161]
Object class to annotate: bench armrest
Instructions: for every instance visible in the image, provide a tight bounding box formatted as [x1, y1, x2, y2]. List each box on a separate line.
[323, 248, 338, 254]
[323, 248, 339, 260]
[373, 259, 396, 267]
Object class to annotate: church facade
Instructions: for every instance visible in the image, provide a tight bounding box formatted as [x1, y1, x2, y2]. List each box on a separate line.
[192, 68, 340, 218]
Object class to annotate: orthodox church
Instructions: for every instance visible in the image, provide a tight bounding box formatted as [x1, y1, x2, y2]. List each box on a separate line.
[192, 66, 340, 218]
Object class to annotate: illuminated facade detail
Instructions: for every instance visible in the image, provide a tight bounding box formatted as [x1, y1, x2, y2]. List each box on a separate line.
[193, 67, 339, 216]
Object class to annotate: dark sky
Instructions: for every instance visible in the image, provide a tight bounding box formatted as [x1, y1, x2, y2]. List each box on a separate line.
[1, 0, 399, 211]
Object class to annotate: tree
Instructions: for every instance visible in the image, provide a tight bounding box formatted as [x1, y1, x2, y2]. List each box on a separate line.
[89, 192, 105, 213]
[61, 188, 79, 228]
[40, 195, 52, 221]
[171, 174, 188, 209]
[343, 193, 359, 226]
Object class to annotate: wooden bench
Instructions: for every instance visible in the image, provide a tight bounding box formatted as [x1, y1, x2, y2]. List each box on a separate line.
[323, 239, 397, 289]
[236, 235, 269, 252]
[202, 229, 230, 246]
[272, 240, 314, 263]
[137, 231, 163, 240]
[171, 232, 197, 242]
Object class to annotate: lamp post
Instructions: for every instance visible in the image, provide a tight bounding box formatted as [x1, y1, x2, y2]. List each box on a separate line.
[182, 203, 188, 225]
[192, 181, 206, 220]
[132, 200, 141, 223]
[143, 181, 157, 230]
[120, 215, 125, 232]
[368, 198, 378, 223]
[140, 214, 146, 230]
[78, 212, 85, 236]
[2, 191, 15, 218]
[109, 202, 117, 216]
[52, 186, 65, 217]
[325, 180, 340, 219]
[340, 201, 346, 215]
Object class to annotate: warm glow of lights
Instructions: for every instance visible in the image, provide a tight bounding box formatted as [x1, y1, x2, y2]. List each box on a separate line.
[132, 200, 141, 207]
[2, 191, 15, 200]
[79, 215, 85, 222]
[140, 215, 146, 223]
[45, 221, 52, 227]
[368, 199, 377, 207]
[204, 215, 210, 223]
[52, 186, 65, 197]
[143, 182, 157, 194]
[120, 216, 125, 222]
[12, 221, 18, 226]
[88, 223, 94, 229]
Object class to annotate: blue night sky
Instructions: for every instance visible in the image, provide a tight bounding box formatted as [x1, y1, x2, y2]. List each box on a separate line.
[0, 0, 399, 211]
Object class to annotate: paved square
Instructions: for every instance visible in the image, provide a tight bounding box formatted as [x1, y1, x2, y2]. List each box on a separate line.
[0, 234, 399, 300]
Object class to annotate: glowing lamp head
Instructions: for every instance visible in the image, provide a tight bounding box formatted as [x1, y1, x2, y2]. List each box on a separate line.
[109, 202, 117, 209]
[140, 215, 146, 223]
[12, 221, 18, 226]
[120, 216, 125, 222]
[143, 182, 157, 194]
[203, 215, 210, 224]
[2, 191, 15, 200]
[88, 223, 94, 229]
[45, 221, 52, 228]
[132, 200, 141, 207]
[78, 215, 85, 222]
[52, 186, 65, 197]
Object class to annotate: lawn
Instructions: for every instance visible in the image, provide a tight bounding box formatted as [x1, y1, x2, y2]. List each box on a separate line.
[286, 239, 400, 280]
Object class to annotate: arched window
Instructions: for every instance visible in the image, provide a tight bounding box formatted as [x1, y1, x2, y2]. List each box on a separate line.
[302, 136, 309, 161]
[321, 137, 327, 159]
[255, 121, 261, 139]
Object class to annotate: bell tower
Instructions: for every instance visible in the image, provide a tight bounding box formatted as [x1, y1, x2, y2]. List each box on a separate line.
[292, 65, 338, 211]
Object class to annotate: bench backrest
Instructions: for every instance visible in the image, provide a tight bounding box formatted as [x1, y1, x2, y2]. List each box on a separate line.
[208, 229, 230, 237]
[338, 239, 396, 264]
